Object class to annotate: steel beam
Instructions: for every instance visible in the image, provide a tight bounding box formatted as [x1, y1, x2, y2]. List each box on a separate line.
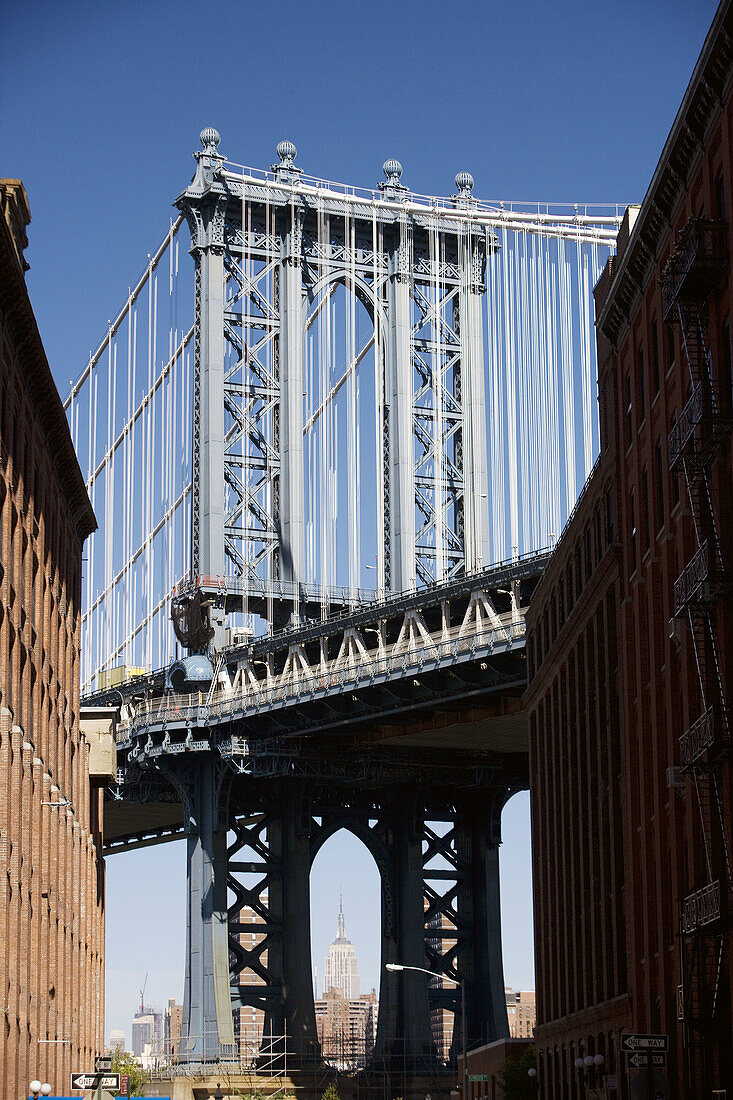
[279, 212, 306, 587]
[458, 232, 489, 573]
[386, 224, 416, 592]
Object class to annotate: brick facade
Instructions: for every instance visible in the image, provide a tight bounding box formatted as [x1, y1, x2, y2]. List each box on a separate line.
[525, 3, 733, 1096]
[0, 180, 100, 1098]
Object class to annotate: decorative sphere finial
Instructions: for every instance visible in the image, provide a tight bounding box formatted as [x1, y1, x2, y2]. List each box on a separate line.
[383, 159, 403, 183]
[277, 140, 297, 167]
[455, 171, 474, 196]
[200, 127, 221, 152]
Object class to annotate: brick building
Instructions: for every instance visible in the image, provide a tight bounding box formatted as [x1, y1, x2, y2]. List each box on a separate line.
[525, 3, 733, 1096]
[505, 989, 535, 1040]
[0, 180, 102, 1097]
[314, 986, 378, 1069]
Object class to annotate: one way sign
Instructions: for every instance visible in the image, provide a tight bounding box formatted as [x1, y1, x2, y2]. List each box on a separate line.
[621, 1033, 668, 1052]
[70, 1073, 120, 1091]
[627, 1052, 666, 1069]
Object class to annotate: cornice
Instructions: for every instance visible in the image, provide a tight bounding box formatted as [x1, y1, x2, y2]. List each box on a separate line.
[597, 1, 733, 345]
[0, 212, 96, 541]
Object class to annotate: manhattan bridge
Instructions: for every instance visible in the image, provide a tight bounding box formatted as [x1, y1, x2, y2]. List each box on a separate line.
[68, 129, 623, 1081]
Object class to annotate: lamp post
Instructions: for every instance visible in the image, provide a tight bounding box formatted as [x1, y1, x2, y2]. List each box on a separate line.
[29, 1083, 51, 1098]
[386, 962, 467, 1100]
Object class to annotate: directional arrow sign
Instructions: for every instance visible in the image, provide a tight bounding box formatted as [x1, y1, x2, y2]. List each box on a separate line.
[626, 1051, 666, 1069]
[70, 1073, 120, 1091]
[621, 1033, 669, 1052]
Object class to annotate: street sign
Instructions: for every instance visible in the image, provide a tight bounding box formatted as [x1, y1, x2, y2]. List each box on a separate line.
[626, 1052, 667, 1069]
[94, 1056, 112, 1072]
[468, 1075, 488, 1082]
[621, 1033, 669, 1052]
[70, 1074, 120, 1091]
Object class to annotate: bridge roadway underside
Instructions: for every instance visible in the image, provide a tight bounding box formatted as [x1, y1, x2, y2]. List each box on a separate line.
[104, 633, 530, 1069]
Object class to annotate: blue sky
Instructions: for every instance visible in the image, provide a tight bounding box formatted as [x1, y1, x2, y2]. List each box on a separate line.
[2, 0, 719, 1044]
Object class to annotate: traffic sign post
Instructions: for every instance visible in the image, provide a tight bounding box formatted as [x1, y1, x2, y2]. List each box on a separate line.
[626, 1052, 666, 1069]
[621, 1034, 668, 1053]
[70, 1074, 120, 1092]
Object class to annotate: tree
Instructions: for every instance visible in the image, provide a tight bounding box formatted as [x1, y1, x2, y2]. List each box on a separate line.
[498, 1044, 536, 1100]
[321, 1082, 340, 1100]
[111, 1046, 148, 1097]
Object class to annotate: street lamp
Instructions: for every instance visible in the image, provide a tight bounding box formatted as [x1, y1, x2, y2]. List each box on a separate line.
[386, 963, 467, 1100]
[29, 1084, 51, 1099]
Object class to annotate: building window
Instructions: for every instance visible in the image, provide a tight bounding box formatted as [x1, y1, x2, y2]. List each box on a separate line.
[721, 316, 732, 412]
[651, 320, 660, 396]
[715, 168, 726, 221]
[606, 487, 614, 545]
[630, 488, 637, 573]
[665, 323, 676, 372]
[641, 465, 650, 553]
[625, 373, 633, 446]
[670, 409, 680, 507]
[655, 439, 665, 532]
[638, 347, 645, 423]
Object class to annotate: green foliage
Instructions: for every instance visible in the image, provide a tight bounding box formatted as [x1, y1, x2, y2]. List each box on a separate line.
[110, 1046, 148, 1097]
[498, 1045, 536, 1100]
[321, 1083, 341, 1100]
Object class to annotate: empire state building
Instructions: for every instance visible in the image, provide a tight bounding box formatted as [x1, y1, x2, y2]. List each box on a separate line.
[323, 896, 360, 999]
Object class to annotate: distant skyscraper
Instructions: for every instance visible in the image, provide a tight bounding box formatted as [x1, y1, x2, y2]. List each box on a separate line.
[109, 1029, 126, 1053]
[323, 894, 360, 999]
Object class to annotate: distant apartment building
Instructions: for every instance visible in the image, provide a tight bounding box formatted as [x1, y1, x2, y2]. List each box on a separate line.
[163, 999, 182, 1060]
[427, 910, 458, 1061]
[233, 899, 266, 1056]
[132, 1014, 155, 1057]
[0, 179, 102, 1100]
[108, 1029, 126, 1053]
[505, 989, 535, 1039]
[315, 987, 378, 1068]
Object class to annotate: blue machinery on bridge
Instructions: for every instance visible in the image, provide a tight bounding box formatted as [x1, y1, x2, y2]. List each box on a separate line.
[73, 132, 623, 1073]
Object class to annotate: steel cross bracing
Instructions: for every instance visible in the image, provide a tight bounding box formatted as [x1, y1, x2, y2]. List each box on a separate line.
[169, 130, 620, 649]
[72, 130, 626, 1071]
[67, 129, 622, 691]
[98, 554, 543, 1065]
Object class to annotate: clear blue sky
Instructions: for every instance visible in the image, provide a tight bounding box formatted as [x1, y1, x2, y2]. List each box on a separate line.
[2, 0, 719, 1044]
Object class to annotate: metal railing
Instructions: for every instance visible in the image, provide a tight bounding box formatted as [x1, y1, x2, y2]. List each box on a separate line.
[680, 707, 717, 767]
[661, 217, 728, 318]
[674, 541, 712, 617]
[681, 880, 722, 934]
[119, 618, 526, 740]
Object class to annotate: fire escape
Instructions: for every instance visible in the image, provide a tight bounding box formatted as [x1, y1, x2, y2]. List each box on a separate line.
[663, 216, 732, 1091]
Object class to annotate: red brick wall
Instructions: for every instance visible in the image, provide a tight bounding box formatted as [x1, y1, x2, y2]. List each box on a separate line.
[525, 4, 733, 1096]
[0, 186, 102, 1099]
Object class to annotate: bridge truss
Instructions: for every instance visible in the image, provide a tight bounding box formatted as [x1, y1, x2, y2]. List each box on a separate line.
[67, 130, 620, 693]
[69, 131, 624, 1072]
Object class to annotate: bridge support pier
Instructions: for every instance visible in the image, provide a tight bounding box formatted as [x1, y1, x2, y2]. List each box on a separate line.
[456, 792, 510, 1049]
[179, 756, 236, 1062]
[170, 766, 517, 1067]
[377, 791, 434, 1064]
